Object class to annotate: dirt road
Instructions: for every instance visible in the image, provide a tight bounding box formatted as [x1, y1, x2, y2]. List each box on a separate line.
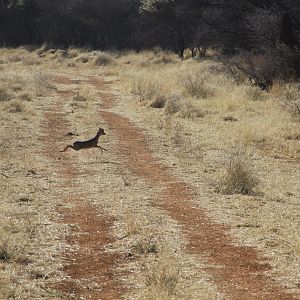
[40, 73, 297, 299]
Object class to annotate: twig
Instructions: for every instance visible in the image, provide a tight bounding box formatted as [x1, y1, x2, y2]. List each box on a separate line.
[100, 161, 122, 165]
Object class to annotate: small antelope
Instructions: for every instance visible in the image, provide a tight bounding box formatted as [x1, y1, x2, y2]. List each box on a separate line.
[60, 127, 107, 153]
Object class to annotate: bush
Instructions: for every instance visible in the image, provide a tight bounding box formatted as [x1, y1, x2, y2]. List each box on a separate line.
[132, 78, 161, 102]
[180, 101, 205, 119]
[225, 46, 299, 90]
[145, 268, 179, 296]
[150, 95, 167, 108]
[280, 84, 300, 121]
[67, 48, 80, 58]
[94, 53, 115, 66]
[164, 94, 183, 115]
[75, 55, 89, 63]
[131, 235, 159, 255]
[0, 87, 11, 102]
[34, 72, 53, 96]
[180, 73, 213, 98]
[216, 158, 258, 195]
[154, 55, 174, 64]
[6, 100, 24, 113]
[0, 239, 16, 261]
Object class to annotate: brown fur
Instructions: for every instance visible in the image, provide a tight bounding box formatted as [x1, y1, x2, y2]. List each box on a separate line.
[60, 128, 107, 153]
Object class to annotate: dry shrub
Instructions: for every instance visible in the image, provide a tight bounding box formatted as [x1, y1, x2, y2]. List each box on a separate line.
[124, 214, 140, 235]
[22, 56, 40, 65]
[75, 55, 89, 63]
[216, 157, 258, 195]
[243, 85, 266, 101]
[18, 92, 31, 102]
[5, 100, 24, 113]
[165, 96, 204, 119]
[67, 48, 80, 58]
[180, 73, 213, 98]
[3, 73, 27, 92]
[164, 95, 184, 115]
[7, 55, 23, 63]
[132, 78, 161, 102]
[154, 55, 175, 65]
[180, 101, 205, 119]
[67, 61, 76, 68]
[73, 86, 95, 102]
[225, 47, 298, 90]
[150, 95, 168, 108]
[152, 46, 163, 55]
[94, 52, 115, 66]
[145, 268, 179, 297]
[35, 43, 50, 56]
[0, 86, 11, 102]
[0, 238, 19, 262]
[132, 235, 159, 255]
[34, 72, 53, 96]
[279, 84, 300, 121]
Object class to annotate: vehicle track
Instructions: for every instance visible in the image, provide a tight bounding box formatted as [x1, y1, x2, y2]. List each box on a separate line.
[42, 73, 297, 299]
[90, 75, 296, 300]
[40, 76, 126, 299]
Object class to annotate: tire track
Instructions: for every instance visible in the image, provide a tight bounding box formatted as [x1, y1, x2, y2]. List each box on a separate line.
[40, 76, 126, 299]
[87, 76, 297, 300]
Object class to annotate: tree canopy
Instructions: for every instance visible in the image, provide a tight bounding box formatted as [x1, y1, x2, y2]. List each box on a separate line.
[0, 0, 299, 58]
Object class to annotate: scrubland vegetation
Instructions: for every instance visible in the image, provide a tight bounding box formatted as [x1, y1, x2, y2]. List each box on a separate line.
[0, 45, 299, 299]
[0, 0, 300, 299]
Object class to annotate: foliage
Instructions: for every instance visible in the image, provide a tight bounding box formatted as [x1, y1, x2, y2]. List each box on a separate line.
[0, 0, 299, 68]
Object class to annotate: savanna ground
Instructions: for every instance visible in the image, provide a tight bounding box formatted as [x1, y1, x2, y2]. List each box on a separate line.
[0, 46, 299, 299]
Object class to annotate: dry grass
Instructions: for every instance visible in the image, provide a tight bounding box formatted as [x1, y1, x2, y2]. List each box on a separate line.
[145, 268, 179, 298]
[94, 52, 115, 66]
[277, 83, 300, 121]
[215, 157, 258, 195]
[180, 73, 214, 98]
[0, 48, 66, 299]
[33, 71, 53, 96]
[5, 99, 25, 113]
[131, 234, 159, 255]
[0, 86, 11, 102]
[0, 46, 299, 299]
[111, 49, 300, 296]
[132, 77, 162, 103]
[75, 54, 89, 64]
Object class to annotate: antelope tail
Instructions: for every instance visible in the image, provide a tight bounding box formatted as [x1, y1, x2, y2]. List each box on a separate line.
[60, 145, 72, 152]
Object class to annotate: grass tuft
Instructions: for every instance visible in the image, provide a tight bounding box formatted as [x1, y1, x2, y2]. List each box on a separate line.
[180, 73, 213, 98]
[150, 95, 168, 108]
[0, 86, 11, 102]
[216, 157, 258, 195]
[34, 72, 53, 96]
[94, 52, 115, 66]
[132, 78, 161, 103]
[75, 55, 89, 64]
[145, 268, 179, 296]
[132, 235, 159, 255]
[0, 238, 18, 262]
[164, 95, 184, 115]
